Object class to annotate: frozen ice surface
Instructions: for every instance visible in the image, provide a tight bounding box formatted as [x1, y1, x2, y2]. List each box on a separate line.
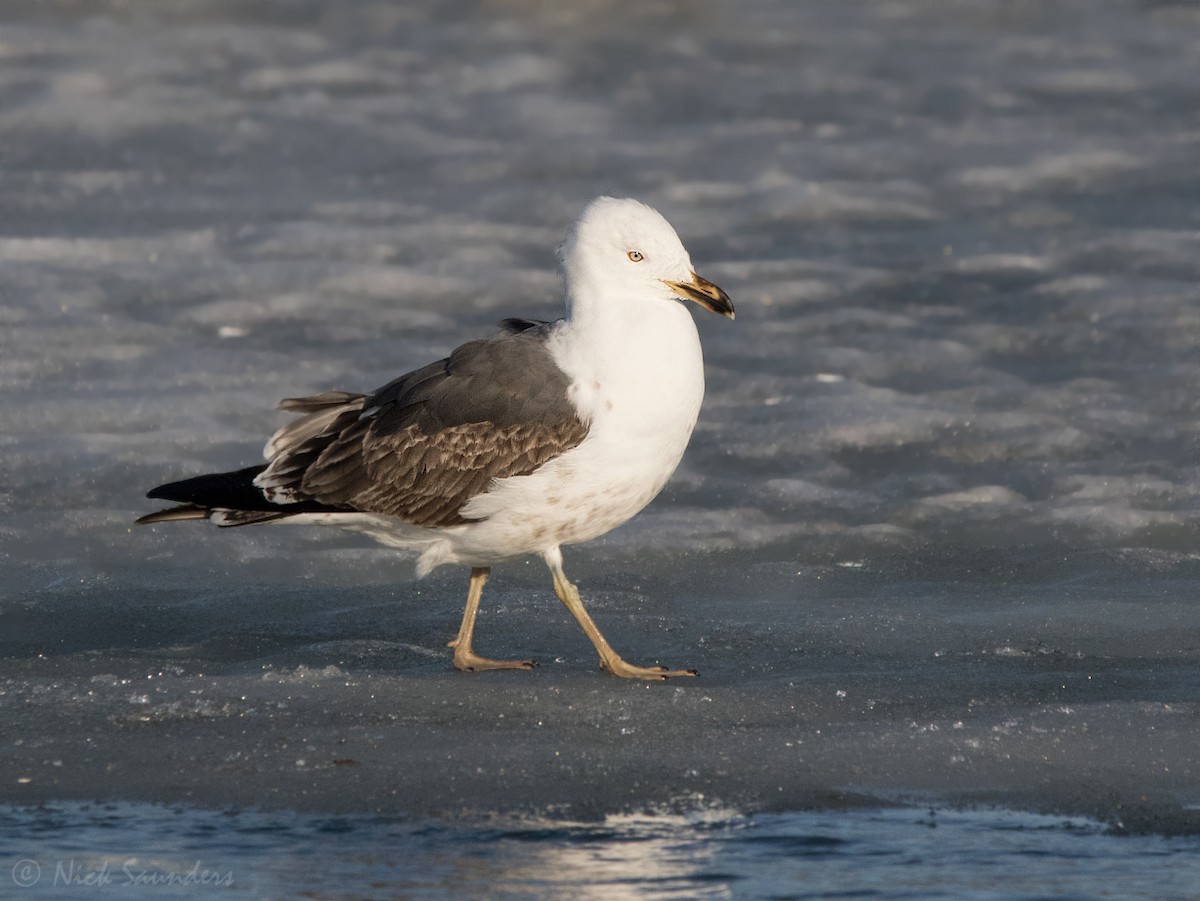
[2, 0, 1199, 858]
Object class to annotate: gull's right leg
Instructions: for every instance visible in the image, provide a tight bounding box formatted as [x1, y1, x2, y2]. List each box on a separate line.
[542, 548, 697, 680]
[448, 567, 536, 672]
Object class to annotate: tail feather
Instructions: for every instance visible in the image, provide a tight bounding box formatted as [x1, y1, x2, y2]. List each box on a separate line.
[135, 504, 211, 525]
[138, 464, 343, 528]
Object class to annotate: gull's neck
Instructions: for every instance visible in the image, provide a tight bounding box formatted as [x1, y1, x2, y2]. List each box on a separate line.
[555, 274, 705, 428]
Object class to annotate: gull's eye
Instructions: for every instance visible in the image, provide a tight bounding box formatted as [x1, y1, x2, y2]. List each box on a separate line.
[627, 250, 644, 262]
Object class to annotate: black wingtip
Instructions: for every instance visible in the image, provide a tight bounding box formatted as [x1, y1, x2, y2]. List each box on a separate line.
[146, 484, 175, 501]
[143, 465, 270, 507]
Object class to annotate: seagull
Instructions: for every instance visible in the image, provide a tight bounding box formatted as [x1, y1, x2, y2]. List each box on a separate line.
[137, 196, 734, 679]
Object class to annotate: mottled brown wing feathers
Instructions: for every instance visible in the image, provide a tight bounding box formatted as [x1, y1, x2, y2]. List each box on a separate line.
[254, 326, 589, 528]
[346, 421, 585, 526]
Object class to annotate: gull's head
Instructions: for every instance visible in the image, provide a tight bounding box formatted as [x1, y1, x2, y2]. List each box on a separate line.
[559, 197, 734, 320]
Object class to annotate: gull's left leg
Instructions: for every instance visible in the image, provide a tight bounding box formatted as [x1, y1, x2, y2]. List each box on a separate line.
[448, 567, 536, 672]
[542, 547, 697, 680]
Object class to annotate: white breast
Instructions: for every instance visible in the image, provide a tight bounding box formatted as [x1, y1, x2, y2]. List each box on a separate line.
[441, 301, 706, 566]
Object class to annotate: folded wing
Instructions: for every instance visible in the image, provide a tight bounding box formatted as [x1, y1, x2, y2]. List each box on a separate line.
[140, 324, 589, 528]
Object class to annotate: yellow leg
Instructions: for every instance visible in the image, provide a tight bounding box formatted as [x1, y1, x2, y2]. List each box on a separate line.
[545, 553, 697, 680]
[448, 567, 535, 672]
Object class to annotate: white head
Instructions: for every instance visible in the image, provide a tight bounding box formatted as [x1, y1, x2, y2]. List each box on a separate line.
[558, 197, 734, 321]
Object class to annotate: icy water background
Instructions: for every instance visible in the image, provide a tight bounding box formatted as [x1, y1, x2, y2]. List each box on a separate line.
[2, 0, 1198, 897]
